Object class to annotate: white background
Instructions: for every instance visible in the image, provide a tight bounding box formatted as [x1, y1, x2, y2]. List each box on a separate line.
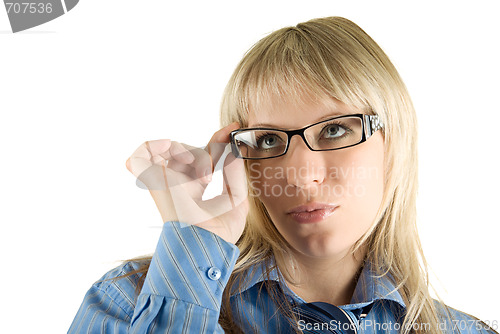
[1, 0, 498, 332]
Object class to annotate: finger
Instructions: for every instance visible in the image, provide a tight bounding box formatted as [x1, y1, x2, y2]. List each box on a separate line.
[180, 143, 215, 183]
[197, 151, 248, 226]
[204, 122, 241, 174]
[126, 139, 172, 175]
[145, 139, 173, 160]
[170, 141, 195, 164]
[221, 149, 248, 208]
[165, 158, 192, 175]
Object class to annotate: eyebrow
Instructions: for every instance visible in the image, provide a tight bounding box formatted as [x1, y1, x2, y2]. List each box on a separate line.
[250, 112, 346, 129]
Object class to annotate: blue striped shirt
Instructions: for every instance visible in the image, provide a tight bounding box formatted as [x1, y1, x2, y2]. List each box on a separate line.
[68, 221, 496, 333]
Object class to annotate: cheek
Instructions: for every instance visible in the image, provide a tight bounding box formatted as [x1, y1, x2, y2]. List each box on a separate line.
[342, 156, 384, 202]
[337, 140, 385, 226]
[247, 162, 285, 200]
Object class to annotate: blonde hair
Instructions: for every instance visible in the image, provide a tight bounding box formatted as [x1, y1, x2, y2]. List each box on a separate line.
[218, 16, 448, 333]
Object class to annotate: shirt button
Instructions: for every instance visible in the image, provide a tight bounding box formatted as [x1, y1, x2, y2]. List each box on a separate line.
[207, 267, 222, 281]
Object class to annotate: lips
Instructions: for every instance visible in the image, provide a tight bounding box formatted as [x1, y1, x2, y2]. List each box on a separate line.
[287, 202, 338, 214]
[287, 202, 338, 224]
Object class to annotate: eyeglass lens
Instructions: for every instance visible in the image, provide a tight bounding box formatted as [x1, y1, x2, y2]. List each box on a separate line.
[233, 116, 363, 159]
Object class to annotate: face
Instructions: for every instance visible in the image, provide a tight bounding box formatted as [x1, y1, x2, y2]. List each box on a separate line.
[247, 96, 385, 261]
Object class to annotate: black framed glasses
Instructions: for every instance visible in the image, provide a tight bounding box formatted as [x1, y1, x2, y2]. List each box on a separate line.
[230, 113, 383, 160]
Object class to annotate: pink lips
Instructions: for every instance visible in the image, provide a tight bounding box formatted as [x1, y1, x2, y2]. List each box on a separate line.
[287, 203, 338, 224]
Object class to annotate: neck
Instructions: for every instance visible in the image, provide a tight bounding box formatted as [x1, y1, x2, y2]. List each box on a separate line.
[281, 245, 366, 306]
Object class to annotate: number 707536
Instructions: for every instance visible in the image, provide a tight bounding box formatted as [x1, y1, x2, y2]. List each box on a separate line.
[5, 2, 53, 14]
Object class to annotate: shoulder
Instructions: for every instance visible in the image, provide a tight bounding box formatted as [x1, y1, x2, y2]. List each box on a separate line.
[91, 259, 151, 316]
[433, 300, 498, 334]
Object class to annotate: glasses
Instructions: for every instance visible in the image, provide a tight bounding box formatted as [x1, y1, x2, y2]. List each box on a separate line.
[230, 113, 383, 160]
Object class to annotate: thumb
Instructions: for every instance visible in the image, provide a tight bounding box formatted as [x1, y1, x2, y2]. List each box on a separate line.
[204, 122, 241, 173]
[221, 148, 248, 208]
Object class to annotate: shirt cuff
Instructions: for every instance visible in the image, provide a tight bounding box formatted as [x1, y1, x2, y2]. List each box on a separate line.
[140, 221, 240, 311]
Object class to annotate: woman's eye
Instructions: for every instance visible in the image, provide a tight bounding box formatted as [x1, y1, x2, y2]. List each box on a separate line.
[257, 135, 280, 149]
[322, 124, 346, 139]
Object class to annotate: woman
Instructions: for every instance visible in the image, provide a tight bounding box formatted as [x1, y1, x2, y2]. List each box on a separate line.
[68, 17, 496, 333]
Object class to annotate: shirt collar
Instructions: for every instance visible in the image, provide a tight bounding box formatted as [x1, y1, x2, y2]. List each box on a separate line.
[230, 258, 406, 310]
[350, 261, 406, 309]
[230, 257, 281, 296]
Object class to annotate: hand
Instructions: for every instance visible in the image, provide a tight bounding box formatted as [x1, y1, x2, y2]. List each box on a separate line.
[125, 122, 249, 244]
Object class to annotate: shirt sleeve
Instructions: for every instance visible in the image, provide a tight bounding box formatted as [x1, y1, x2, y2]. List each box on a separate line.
[68, 221, 240, 334]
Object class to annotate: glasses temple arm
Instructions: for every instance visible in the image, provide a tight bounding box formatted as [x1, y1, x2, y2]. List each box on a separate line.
[364, 115, 384, 138]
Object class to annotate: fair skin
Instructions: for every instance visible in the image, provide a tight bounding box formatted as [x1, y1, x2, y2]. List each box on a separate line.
[247, 95, 385, 305]
[125, 122, 249, 245]
[125, 95, 384, 306]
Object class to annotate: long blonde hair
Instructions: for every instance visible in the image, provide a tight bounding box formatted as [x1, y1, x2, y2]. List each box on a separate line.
[118, 16, 455, 333]
[218, 16, 446, 333]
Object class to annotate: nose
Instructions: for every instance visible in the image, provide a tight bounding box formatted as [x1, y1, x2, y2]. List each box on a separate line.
[284, 135, 326, 189]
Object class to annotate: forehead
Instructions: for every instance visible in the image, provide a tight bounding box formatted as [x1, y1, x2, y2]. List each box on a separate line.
[247, 95, 361, 129]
